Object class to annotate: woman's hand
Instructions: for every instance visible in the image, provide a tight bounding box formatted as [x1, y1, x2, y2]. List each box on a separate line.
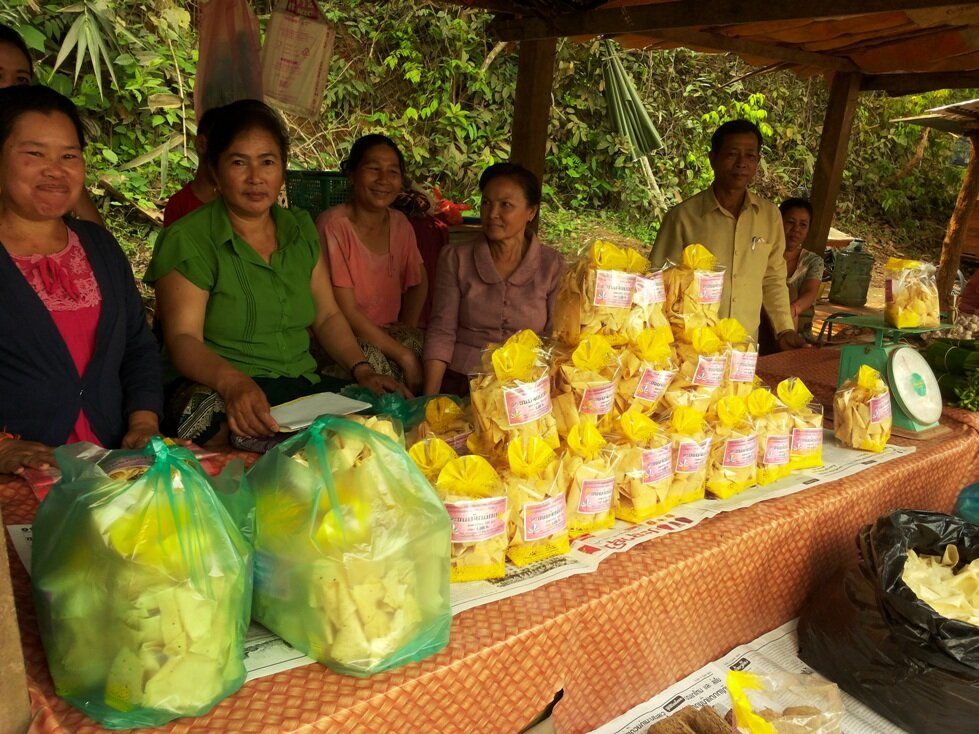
[219, 373, 279, 438]
[121, 410, 160, 449]
[0, 439, 56, 475]
[354, 363, 413, 399]
[396, 349, 424, 394]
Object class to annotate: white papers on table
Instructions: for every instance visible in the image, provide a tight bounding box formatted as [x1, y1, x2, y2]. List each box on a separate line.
[270, 392, 371, 431]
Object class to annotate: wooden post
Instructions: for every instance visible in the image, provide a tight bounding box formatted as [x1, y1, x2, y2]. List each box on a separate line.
[510, 38, 557, 186]
[0, 506, 30, 734]
[937, 132, 979, 311]
[806, 72, 862, 254]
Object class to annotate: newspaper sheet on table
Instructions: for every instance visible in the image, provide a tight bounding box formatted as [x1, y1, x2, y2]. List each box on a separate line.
[587, 619, 907, 734]
[4, 433, 914, 684]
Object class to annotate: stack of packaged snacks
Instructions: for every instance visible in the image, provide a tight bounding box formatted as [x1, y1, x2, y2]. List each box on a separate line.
[408, 437, 459, 484]
[409, 396, 473, 455]
[435, 455, 509, 582]
[706, 396, 758, 499]
[834, 365, 892, 452]
[468, 331, 559, 463]
[503, 437, 569, 566]
[747, 387, 793, 486]
[623, 266, 672, 344]
[664, 326, 727, 415]
[552, 334, 622, 438]
[663, 243, 725, 342]
[563, 423, 618, 537]
[777, 378, 824, 470]
[615, 327, 677, 417]
[668, 406, 712, 506]
[611, 410, 674, 522]
[552, 239, 648, 346]
[715, 318, 758, 403]
[884, 257, 940, 329]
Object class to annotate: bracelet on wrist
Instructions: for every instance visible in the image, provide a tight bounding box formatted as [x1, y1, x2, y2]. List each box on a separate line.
[349, 360, 372, 378]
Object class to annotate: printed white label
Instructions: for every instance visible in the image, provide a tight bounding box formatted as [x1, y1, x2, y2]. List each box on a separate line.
[763, 435, 790, 466]
[722, 434, 758, 468]
[791, 427, 823, 452]
[445, 497, 508, 543]
[577, 477, 615, 514]
[634, 367, 675, 402]
[696, 271, 724, 304]
[579, 381, 616, 415]
[870, 393, 892, 423]
[503, 375, 552, 427]
[633, 272, 666, 305]
[675, 438, 711, 473]
[523, 494, 568, 541]
[593, 270, 637, 308]
[693, 355, 726, 387]
[641, 444, 673, 484]
[729, 349, 758, 382]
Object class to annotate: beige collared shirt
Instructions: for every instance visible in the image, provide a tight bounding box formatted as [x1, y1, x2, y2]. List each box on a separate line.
[651, 187, 793, 337]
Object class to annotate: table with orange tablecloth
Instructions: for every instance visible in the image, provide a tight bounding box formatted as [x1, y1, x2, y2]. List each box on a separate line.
[4, 349, 979, 734]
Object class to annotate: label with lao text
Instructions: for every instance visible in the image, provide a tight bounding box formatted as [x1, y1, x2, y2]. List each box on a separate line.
[696, 271, 724, 304]
[445, 497, 508, 543]
[633, 272, 666, 305]
[641, 444, 673, 484]
[634, 367, 675, 402]
[593, 269, 637, 308]
[791, 427, 823, 452]
[580, 381, 616, 415]
[870, 393, 892, 423]
[764, 435, 791, 466]
[523, 494, 568, 541]
[675, 437, 711, 474]
[729, 349, 758, 382]
[503, 375, 552, 427]
[577, 476, 615, 514]
[693, 355, 726, 387]
[722, 434, 759, 468]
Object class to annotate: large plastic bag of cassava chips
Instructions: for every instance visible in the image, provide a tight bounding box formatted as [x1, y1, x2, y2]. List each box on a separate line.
[248, 415, 451, 677]
[31, 438, 252, 729]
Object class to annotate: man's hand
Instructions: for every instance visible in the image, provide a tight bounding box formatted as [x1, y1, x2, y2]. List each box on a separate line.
[776, 329, 806, 351]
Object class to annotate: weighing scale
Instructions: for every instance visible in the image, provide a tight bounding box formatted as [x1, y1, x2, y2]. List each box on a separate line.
[826, 315, 948, 434]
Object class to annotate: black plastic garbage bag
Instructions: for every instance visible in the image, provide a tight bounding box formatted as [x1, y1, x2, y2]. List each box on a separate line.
[798, 509, 979, 734]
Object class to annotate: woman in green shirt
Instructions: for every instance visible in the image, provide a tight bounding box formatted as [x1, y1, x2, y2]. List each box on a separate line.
[147, 100, 407, 446]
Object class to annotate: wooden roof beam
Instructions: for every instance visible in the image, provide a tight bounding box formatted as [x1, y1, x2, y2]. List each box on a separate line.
[490, 0, 979, 42]
[861, 70, 979, 95]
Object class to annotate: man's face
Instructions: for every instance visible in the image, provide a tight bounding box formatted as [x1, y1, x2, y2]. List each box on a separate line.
[709, 132, 760, 192]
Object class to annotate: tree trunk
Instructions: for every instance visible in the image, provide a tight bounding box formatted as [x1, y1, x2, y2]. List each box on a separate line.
[937, 133, 979, 312]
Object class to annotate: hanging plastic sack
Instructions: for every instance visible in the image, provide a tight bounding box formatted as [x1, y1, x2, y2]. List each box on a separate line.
[503, 436, 569, 566]
[834, 365, 892, 452]
[706, 395, 757, 499]
[715, 318, 758, 403]
[884, 257, 940, 329]
[777, 378, 824, 470]
[615, 326, 677, 416]
[663, 243, 725, 342]
[31, 438, 252, 729]
[727, 670, 845, 734]
[194, 0, 263, 119]
[667, 406, 712, 506]
[248, 415, 451, 677]
[748, 387, 793, 486]
[262, 0, 336, 118]
[611, 410, 674, 523]
[552, 334, 622, 438]
[663, 326, 726, 416]
[409, 395, 473, 454]
[563, 423, 618, 536]
[798, 510, 979, 733]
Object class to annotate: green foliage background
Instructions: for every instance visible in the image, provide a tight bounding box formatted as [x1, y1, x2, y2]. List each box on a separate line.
[1, 0, 974, 266]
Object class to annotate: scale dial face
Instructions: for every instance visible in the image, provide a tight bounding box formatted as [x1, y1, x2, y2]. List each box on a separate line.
[887, 347, 943, 424]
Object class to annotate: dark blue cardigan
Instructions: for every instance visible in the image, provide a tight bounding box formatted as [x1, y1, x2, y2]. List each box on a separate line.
[0, 219, 163, 447]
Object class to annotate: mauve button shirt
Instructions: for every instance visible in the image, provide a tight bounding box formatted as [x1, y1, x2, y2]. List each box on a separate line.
[423, 233, 565, 376]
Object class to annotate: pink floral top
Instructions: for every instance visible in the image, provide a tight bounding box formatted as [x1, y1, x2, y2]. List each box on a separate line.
[12, 229, 103, 444]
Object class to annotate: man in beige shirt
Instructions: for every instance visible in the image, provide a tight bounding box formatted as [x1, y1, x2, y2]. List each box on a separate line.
[651, 119, 803, 350]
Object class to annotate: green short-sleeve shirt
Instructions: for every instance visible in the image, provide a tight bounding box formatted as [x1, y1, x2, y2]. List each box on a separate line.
[146, 200, 320, 382]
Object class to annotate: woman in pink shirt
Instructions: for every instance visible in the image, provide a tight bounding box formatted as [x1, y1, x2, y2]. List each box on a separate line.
[316, 135, 426, 392]
[423, 163, 565, 396]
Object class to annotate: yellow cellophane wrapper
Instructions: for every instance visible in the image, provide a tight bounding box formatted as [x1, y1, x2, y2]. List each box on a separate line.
[714, 318, 759, 403]
[408, 437, 459, 485]
[436, 455, 508, 582]
[833, 365, 892, 452]
[409, 396, 473, 455]
[662, 326, 726, 417]
[706, 396, 758, 499]
[614, 327, 677, 417]
[748, 388, 794, 485]
[562, 423, 618, 536]
[611, 409, 675, 522]
[777, 378, 824, 470]
[468, 335, 559, 463]
[552, 240, 648, 346]
[884, 257, 940, 329]
[669, 406, 712, 506]
[663, 244, 725, 342]
[552, 335, 622, 438]
[503, 437, 569, 567]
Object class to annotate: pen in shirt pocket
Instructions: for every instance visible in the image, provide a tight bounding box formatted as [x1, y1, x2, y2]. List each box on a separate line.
[751, 236, 766, 251]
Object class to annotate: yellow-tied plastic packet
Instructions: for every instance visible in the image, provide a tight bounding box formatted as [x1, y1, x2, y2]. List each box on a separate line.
[747, 387, 793, 485]
[625, 267, 672, 343]
[408, 437, 459, 486]
[436, 455, 509, 582]
[563, 423, 617, 537]
[503, 437, 569, 567]
[834, 365, 892, 452]
[615, 327, 678, 416]
[884, 257, 940, 329]
[706, 396, 758, 499]
[664, 326, 727, 417]
[609, 410, 674, 523]
[668, 406, 712, 506]
[715, 318, 759, 403]
[553, 335, 622, 438]
[410, 396, 473, 455]
[777, 378, 824, 470]
[663, 244, 725, 343]
[727, 670, 845, 734]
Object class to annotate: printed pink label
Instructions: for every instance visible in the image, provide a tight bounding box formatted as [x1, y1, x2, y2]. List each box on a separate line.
[869, 393, 892, 423]
[633, 272, 666, 305]
[503, 375, 552, 427]
[722, 434, 758, 468]
[764, 435, 791, 465]
[445, 497, 508, 543]
[696, 271, 724, 304]
[579, 381, 616, 415]
[729, 349, 758, 382]
[693, 355, 726, 387]
[523, 494, 568, 541]
[885, 279, 894, 304]
[447, 431, 473, 454]
[791, 427, 823, 452]
[641, 445, 673, 484]
[577, 476, 615, 514]
[675, 438, 711, 473]
[634, 367, 675, 402]
[593, 269, 637, 308]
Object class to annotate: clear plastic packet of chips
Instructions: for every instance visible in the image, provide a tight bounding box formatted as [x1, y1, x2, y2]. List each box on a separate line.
[344, 413, 405, 445]
[435, 455, 509, 582]
[663, 326, 727, 417]
[615, 327, 677, 417]
[552, 239, 648, 346]
[468, 330, 559, 463]
[503, 436, 569, 566]
[409, 396, 473, 455]
[562, 422, 618, 537]
[834, 365, 892, 452]
[623, 266, 672, 343]
[884, 257, 940, 329]
[747, 387, 793, 485]
[715, 318, 759, 403]
[663, 243, 725, 343]
[668, 406, 712, 506]
[777, 378, 825, 470]
[706, 395, 758, 499]
[611, 410, 674, 522]
[727, 670, 845, 734]
[552, 334, 622, 438]
[408, 437, 459, 484]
